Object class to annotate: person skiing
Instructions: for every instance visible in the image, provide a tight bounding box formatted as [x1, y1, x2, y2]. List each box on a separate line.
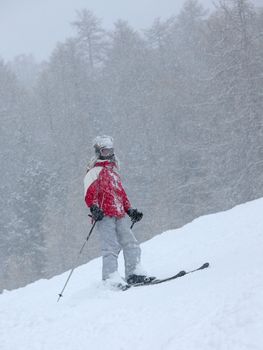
[84, 135, 153, 288]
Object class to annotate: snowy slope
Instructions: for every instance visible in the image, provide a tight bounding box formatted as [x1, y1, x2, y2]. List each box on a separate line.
[1, 199, 263, 350]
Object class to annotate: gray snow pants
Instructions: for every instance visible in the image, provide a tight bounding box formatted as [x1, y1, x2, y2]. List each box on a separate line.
[96, 216, 141, 280]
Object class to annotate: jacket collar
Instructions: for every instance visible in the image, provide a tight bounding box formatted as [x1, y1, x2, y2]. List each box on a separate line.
[94, 160, 116, 168]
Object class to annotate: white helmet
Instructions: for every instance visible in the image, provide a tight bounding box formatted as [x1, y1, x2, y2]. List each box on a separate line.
[93, 135, 114, 159]
[93, 135, 113, 149]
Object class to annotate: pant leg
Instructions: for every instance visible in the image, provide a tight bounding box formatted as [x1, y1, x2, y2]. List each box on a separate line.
[96, 216, 121, 280]
[116, 218, 141, 279]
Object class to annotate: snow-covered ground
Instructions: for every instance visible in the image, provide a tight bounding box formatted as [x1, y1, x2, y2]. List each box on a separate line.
[1, 199, 263, 350]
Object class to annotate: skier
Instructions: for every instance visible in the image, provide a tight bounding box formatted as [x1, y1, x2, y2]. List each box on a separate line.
[84, 135, 153, 289]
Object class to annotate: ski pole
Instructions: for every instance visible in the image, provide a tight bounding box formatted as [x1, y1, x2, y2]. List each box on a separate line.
[130, 220, 136, 229]
[57, 220, 97, 302]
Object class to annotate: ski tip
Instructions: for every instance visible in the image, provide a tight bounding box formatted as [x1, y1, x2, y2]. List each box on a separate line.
[201, 262, 210, 269]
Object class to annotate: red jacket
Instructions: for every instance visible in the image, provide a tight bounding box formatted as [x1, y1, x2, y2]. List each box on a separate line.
[84, 160, 131, 218]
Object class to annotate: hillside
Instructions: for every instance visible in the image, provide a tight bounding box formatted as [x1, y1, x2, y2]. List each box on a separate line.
[1, 198, 263, 350]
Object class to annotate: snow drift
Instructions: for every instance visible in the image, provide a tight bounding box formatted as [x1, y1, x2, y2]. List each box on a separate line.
[1, 198, 263, 350]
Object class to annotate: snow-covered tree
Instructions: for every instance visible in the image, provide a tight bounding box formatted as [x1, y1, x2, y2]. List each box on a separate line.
[1, 1, 263, 291]
[72, 9, 108, 70]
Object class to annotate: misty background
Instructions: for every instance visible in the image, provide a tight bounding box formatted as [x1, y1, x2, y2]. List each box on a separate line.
[1, 0, 263, 291]
[0, 0, 218, 61]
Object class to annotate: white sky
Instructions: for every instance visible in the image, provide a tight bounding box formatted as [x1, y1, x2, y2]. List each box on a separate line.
[0, 0, 262, 62]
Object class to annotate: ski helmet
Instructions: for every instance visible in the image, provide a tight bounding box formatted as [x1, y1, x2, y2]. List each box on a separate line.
[93, 135, 115, 160]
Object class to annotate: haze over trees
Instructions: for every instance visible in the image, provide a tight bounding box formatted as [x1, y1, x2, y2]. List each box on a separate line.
[1, 0, 263, 291]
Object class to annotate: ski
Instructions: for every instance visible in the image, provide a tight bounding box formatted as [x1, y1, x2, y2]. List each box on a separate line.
[123, 262, 209, 290]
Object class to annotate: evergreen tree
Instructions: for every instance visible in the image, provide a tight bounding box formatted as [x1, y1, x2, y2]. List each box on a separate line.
[72, 9, 108, 70]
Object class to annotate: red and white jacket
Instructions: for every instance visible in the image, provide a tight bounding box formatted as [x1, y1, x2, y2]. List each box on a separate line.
[84, 160, 131, 218]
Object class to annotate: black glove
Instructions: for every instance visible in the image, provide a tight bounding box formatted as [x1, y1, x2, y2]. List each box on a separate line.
[127, 208, 143, 223]
[90, 205, 104, 221]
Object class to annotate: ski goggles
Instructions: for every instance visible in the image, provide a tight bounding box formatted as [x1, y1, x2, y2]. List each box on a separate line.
[100, 148, 114, 157]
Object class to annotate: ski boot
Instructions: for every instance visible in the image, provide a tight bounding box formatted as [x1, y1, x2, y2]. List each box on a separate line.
[127, 274, 156, 285]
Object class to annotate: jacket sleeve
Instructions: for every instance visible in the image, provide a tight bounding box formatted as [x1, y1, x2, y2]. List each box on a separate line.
[85, 181, 98, 208]
[121, 187, 131, 213]
[84, 167, 101, 208]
